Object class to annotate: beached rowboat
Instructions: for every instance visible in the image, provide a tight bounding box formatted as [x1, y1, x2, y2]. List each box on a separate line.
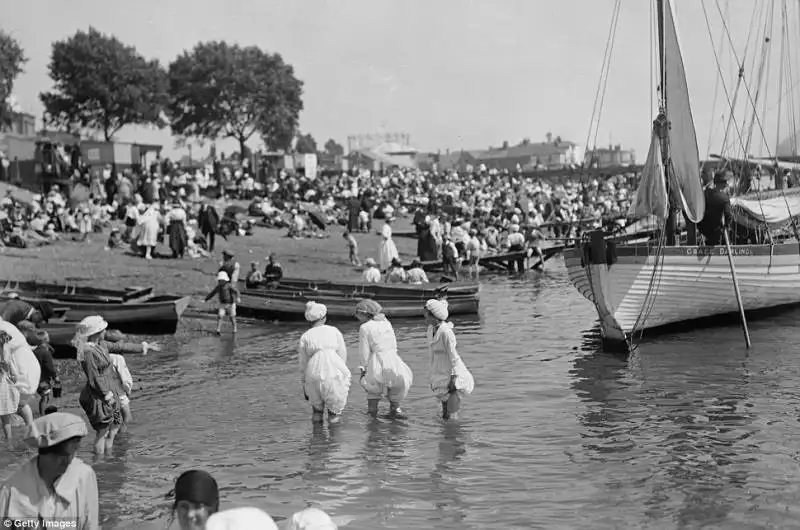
[0, 293, 192, 334]
[0, 280, 153, 303]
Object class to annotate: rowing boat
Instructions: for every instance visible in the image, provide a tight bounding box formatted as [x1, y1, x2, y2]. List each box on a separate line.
[240, 278, 480, 298]
[0, 293, 192, 334]
[238, 289, 479, 321]
[0, 280, 154, 303]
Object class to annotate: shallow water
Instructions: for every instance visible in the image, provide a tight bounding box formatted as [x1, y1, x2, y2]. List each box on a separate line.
[5, 261, 800, 529]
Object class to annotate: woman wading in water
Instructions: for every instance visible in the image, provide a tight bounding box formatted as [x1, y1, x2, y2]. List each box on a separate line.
[355, 299, 413, 418]
[424, 299, 474, 420]
[72, 316, 125, 456]
[298, 302, 351, 424]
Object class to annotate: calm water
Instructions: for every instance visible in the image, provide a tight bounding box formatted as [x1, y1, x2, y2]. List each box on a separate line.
[5, 260, 800, 529]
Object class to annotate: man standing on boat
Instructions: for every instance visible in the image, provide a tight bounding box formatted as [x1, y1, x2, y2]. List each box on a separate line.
[698, 171, 733, 246]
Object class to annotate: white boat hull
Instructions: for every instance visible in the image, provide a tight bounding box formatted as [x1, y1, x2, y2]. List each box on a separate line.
[564, 233, 800, 348]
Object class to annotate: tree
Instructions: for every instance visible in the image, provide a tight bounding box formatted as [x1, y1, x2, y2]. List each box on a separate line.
[324, 138, 344, 156]
[295, 133, 317, 154]
[0, 30, 27, 127]
[167, 41, 304, 160]
[39, 28, 168, 140]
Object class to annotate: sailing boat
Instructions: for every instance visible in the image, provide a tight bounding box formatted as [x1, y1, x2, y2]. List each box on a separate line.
[564, 0, 800, 350]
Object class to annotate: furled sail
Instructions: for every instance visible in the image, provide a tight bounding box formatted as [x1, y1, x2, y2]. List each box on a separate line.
[731, 195, 800, 229]
[630, 131, 669, 219]
[663, 0, 705, 223]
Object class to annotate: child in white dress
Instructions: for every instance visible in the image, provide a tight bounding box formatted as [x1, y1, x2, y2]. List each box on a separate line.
[424, 298, 474, 420]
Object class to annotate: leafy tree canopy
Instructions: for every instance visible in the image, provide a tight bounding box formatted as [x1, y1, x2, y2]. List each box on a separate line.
[40, 27, 168, 140]
[295, 133, 317, 154]
[167, 41, 304, 158]
[0, 30, 27, 127]
[324, 138, 344, 156]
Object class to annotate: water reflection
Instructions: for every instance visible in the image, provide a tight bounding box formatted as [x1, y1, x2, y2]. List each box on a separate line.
[96, 435, 131, 526]
[429, 422, 467, 528]
[570, 332, 757, 527]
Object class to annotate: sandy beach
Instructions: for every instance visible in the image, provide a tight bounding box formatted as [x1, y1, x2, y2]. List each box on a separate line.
[0, 217, 419, 304]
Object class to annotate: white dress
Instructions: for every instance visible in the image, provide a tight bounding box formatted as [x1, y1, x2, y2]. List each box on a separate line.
[0, 320, 40, 397]
[378, 223, 399, 271]
[427, 322, 474, 402]
[359, 318, 413, 402]
[298, 325, 352, 414]
[362, 268, 382, 283]
[136, 207, 161, 247]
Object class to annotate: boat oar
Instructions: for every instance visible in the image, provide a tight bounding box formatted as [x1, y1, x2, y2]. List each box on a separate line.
[722, 228, 751, 349]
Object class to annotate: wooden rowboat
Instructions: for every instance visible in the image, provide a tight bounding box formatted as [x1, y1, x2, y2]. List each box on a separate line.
[238, 289, 479, 321]
[0, 280, 153, 303]
[241, 278, 480, 298]
[0, 293, 192, 334]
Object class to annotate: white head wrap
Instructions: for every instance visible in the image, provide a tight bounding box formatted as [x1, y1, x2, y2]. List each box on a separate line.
[305, 301, 327, 322]
[287, 507, 338, 530]
[205, 507, 278, 530]
[425, 299, 449, 321]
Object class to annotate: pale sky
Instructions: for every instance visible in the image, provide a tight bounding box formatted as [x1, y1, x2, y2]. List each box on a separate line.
[3, 0, 796, 160]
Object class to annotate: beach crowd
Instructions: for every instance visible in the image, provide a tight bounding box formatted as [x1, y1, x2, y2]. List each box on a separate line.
[0, 159, 639, 267]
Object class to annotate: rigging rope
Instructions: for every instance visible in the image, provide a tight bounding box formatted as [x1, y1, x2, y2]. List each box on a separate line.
[704, 0, 728, 164]
[580, 0, 622, 175]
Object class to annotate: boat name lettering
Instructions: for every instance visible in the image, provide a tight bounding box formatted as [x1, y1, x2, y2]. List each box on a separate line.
[683, 247, 752, 256]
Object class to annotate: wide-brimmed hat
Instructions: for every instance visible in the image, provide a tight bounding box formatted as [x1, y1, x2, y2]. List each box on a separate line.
[76, 315, 108, 337]
[222, 250, 234, 257]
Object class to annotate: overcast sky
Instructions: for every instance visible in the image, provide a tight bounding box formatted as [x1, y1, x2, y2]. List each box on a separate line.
[3, 0, 794, 159]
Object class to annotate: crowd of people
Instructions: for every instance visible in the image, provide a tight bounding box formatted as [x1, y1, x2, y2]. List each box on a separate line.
[0, 160, 642, 278]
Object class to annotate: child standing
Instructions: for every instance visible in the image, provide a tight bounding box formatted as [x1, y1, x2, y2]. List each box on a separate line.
[343, 231, 361, 266]
[442, 235, 460, 280]
[29, 330, 60, 416]
[205, 271, 239, 334]
[108, 353, 134, 431]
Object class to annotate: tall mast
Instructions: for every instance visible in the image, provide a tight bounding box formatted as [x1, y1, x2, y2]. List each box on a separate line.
[656, 0, 679, 245]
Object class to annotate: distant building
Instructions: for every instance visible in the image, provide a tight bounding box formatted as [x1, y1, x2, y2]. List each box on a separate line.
[1, 110, 36, 137]
[347, 140, 418, 170]
[459, 134, 583, 172]
[589, 144, 636, 167]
